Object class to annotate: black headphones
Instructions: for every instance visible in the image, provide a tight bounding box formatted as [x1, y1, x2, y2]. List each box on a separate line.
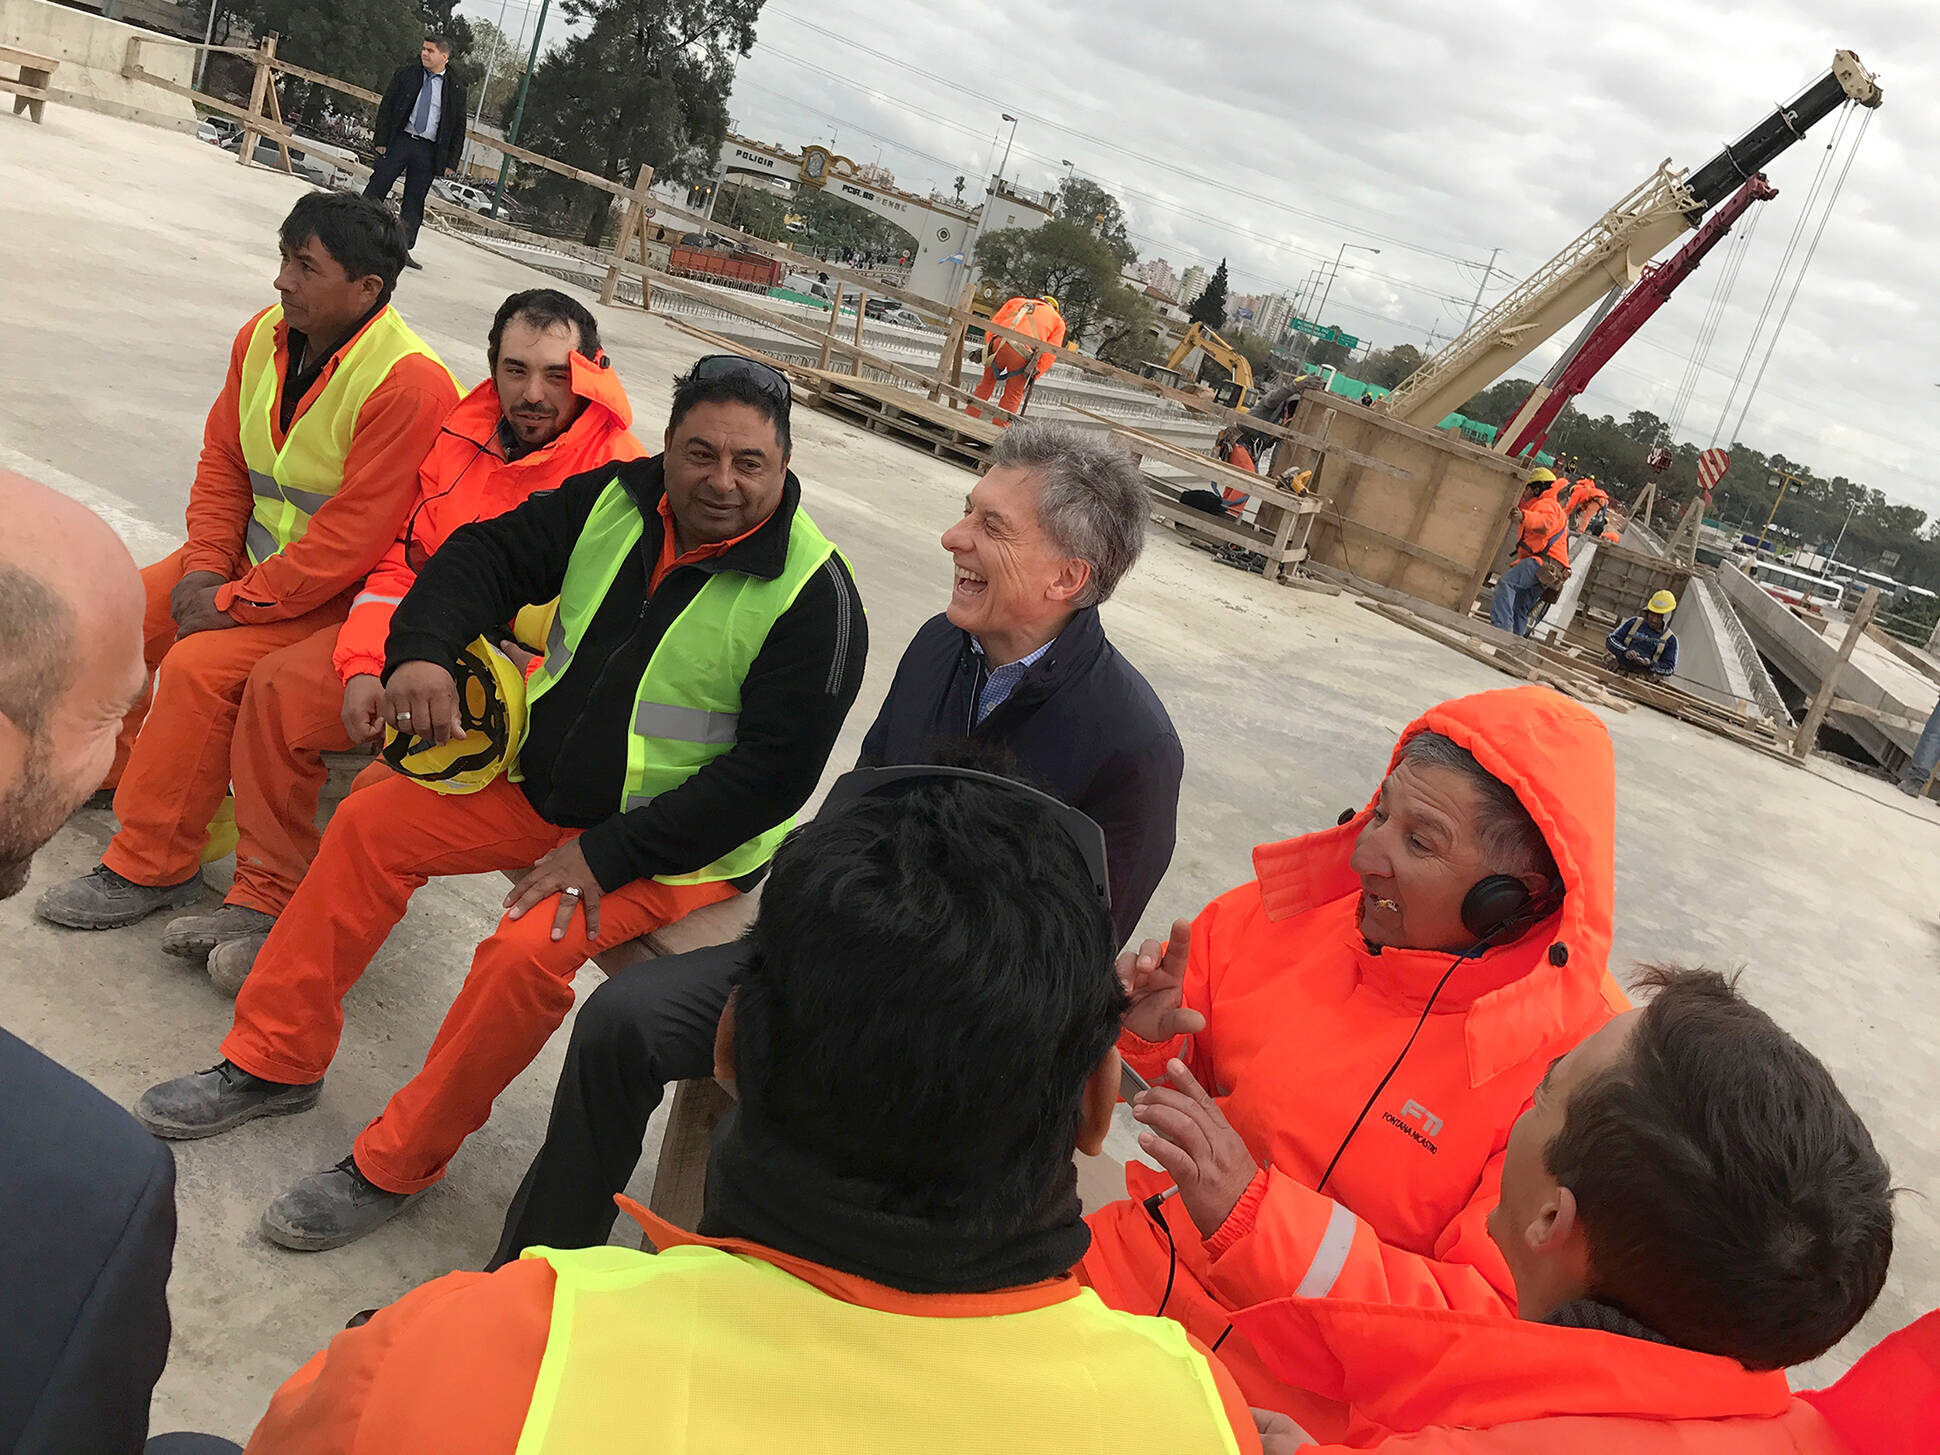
[1461, 873, 1534, 942]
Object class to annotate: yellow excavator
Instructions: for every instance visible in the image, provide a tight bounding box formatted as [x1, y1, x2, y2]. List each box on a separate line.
[1160, 321, 1258, 410]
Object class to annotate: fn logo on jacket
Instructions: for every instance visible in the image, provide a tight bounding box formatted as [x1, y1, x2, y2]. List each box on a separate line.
[1381, 1098, 1443, 1154]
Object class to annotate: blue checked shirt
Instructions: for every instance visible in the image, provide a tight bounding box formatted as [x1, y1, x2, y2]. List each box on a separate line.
[971, 635, 1055, 724]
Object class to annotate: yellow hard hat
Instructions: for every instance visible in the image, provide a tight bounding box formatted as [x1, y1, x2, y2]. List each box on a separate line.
[1647, 589, 1677, 615]
[382, 636, 527, 794]
[1527, 467, 1557, 484]
[1041, 294, 1059, 309]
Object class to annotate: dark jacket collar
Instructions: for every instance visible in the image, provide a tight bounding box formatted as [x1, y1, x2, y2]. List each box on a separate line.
[952, 605, 1106, 707]
[610, 454, 801, 582]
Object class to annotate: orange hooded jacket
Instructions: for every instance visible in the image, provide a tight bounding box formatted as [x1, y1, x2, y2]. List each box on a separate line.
[1081, 687, 1628, 1435]
[331, 352, 642, 682]
[1514, 482, 1571, 568]
[986, 296, 1067, 378]
[1229, 1295, 1846, 1452]
[1566, 481, 1609, 533]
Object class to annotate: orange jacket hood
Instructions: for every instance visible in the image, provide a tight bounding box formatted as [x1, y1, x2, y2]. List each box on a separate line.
[1249, 686, 1621, 1086]
[447, 349, 634, 446]
[1230, 1296, 1805, 1441]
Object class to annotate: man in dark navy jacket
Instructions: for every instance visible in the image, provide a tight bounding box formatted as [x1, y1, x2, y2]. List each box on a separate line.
[492, 421, 1184, 1265]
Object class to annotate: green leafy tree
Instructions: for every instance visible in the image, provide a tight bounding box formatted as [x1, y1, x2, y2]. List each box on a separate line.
[1091, 283, 1162, 370]
[1188, 258, 1230, 330]
[416, 0, 475, 69]
[227, 0, 421, 97]
[973, 217, 1124, 341]
[466, 16, 529, 124]
[1358, 343, 1424, 391]
[1055, 177, 1135, 266]
[1456, 377, 1538, 429]
[514, 0, 764, 247]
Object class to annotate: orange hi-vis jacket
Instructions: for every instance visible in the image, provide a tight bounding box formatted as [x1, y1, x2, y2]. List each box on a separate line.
[241, 1199, 1262, 1455]
[1514, 482, 1571, 568]
[1230, 1295, 1850, 1453]
[332, 352, 643, 682]
[987, 296, 1067, 378]
[1082, 687, 1627, 1435]
[1567, 480, 1609, 532]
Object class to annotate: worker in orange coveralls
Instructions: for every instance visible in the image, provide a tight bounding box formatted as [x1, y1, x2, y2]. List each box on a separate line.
[36, 192, 457, 934]
[1081, 687, 1629, 1441]
[154, 288, 645, 995]
[969, 294, 1066, 421]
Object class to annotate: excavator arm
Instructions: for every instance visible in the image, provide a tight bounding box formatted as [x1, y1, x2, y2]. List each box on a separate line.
[1166, 320, 1255, 402]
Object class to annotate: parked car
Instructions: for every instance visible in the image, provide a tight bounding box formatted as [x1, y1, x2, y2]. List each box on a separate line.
[431, 178, 496, 213]
[218, 132, 342, 188]
[195, 116, 241, 146]
[880, 306, 927, 328]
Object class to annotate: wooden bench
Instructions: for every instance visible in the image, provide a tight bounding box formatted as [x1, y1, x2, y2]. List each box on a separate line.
[0, 45, 58, 125]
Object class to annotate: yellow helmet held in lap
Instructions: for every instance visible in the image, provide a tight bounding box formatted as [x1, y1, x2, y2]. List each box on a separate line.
[381, 636, 527, 794]
[1647, 589, 1678, 615]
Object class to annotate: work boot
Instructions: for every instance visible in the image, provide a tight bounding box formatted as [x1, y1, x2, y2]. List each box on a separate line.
[263, 1155, 428, 1251]
[83, 789, 116, 811]
[35, 864, 204, 930]
[135, 1060, 322, 1140]
[206, 932, 270, 998]
[162, 904, 276, 961]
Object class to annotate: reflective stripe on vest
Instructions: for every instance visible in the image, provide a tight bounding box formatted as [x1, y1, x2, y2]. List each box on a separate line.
[234, 305, 455, 566]
[513, 1244, 1244, 1455]
[522, 479, 840, 884]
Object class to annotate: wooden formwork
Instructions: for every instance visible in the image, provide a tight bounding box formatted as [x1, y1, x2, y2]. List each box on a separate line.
[1278, 394, 1529, 612]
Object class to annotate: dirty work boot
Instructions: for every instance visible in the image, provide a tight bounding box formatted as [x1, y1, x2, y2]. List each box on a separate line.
[35, 864, 204, 930]
[263, 1155, 428, 1251]
[206, 933, 270, 998]
[162, 904, 276, 960]
[135, 1060, 322, 1140]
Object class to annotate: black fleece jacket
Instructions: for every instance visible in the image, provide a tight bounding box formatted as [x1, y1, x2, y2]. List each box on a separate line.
[858, 607, 1183, 947]
[385, 456, 867, 891]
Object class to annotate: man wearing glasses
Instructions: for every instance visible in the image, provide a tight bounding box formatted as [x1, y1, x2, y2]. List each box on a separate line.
[133, 355, 869, 1251]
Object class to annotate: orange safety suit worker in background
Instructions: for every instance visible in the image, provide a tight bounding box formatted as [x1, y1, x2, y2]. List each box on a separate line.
[1487, 470, 1570, 638]
[1233, 966, 1897, 1455]
[157, 289, 644, 992]
[969, 294, 1066, 421]
[236, 771, 1260, 1454]
[134, 355, 869, 1254]
[1567, 476, 1609, 533]
[34, 193, 458, 934]
[1082, 687, 1627, 1439]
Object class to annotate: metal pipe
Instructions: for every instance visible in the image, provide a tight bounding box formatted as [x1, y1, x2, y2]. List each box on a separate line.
[489, 0, 551, 219]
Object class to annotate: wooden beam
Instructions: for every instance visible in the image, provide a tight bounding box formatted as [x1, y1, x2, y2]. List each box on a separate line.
[1824, 698, 1928, 734]
[237, 34, 274, 167]
[1061, 402, 1407, 483]
[130, 67, 300, 141]
[1794, 586, 1880, 758]
[601, 164, 653, 308]
[1864, 623, 1940, 691]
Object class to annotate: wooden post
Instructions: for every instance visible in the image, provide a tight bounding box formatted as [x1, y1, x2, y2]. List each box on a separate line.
[851, 291, 867, 376]
[1793, 586, 1881, 759]
[817, 284, 841, 371]
[929, 274, 978, 405]
[261, 52, 295, 175]
[237, 34, 275, 167]
[1632, 479, 1657, 530]
[600, 164, 654, 308]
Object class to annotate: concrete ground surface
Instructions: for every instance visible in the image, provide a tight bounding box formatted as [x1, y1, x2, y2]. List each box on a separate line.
[3, 107, 1937, 1440]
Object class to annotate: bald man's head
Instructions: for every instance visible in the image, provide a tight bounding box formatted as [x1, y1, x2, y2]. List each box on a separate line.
[0, 471, 146, 899]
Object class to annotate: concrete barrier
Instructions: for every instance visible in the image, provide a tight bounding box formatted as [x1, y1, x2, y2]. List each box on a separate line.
[0, 0, 197, 129]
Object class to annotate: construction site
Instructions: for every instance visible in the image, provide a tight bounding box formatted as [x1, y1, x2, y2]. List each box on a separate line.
[0, 3, 1935, 1444]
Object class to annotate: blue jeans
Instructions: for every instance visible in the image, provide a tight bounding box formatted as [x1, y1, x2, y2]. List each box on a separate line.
[1490, 556, 1545, 637]
[1900, 698, 1940, 792]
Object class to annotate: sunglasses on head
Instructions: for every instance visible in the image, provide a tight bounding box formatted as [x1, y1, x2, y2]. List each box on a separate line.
[820, 764, 1112, 911]
[690, 353, 793, 412]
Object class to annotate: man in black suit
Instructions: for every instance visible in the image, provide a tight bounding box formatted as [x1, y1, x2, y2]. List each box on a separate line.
[364, 36, 469, 268]
[0, 470, 232, 1454]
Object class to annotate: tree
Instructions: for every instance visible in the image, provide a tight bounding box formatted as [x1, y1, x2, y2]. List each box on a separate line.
[1055, 177, 1135, 266]
[1189, 259, 1230, 330]
[466, 16, 530, 124]
[1091, 282, 1162, 370]
[1358, 343, 1424, 391]
[416, 0, 476, 69]
[973, 217, 1125, 341]
[1457, 377, 1539, 429]
[1619, 409, 1671, 448]
[514, 0, 764, 247]
[227, 0, 421, 96]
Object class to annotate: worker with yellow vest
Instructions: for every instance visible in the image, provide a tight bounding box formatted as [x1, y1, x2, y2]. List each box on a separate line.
[36, 194, 458, 932]
[135, 355, 869, 1251]
[236, 767, 1262, 1453]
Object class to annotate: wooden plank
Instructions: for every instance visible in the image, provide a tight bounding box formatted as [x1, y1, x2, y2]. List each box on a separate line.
[851, 290, 866, 377]
[0, 46, 58, 68]
[1148, 498, 1305, 562]
[1826, 698, 1928, 734]
[667, 319, 800, 375]
[1327, 515, 1476, 579]
[1361, 600, 1536, 682]
[1795, 587, 1881, 759]
[1061, 402, 1400, 489]
[1864, 623, 1940, 691]
[131, 66, 300, 140]
[1394, 450, 1454, 590]
[237, 36, 273, 167]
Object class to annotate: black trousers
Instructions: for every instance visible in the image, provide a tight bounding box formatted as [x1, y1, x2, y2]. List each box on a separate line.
[490, 939, 746, 1269]
[363, 133, 439, 249]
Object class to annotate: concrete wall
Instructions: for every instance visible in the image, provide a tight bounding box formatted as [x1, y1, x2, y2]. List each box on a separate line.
[1, 0, 198, 128]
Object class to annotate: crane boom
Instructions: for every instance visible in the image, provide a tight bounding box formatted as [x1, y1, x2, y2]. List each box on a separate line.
[1496, 172, 1780, 459]
[1381, 50, 1882, 433]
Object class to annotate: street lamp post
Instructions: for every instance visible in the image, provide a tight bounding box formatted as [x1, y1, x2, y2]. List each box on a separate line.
[490, 0, 552, 219]
[996, 113, 1019, 184]
[1314, 242, 1379, 330]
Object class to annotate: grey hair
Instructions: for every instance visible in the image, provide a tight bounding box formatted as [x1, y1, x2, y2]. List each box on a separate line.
[1398, 730, 1560, 888]
[0, 565, 75, 739]
[990, 421, 1147, 608]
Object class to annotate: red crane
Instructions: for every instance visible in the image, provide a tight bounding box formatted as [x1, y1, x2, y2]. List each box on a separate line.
[1497, 171, 1780, 461]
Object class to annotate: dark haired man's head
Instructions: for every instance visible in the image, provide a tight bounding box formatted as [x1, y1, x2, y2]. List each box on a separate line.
[662, 357, 792, 546]
[275, 193, 407, 333]
[487, 290, 602, 448]
[420, 36, 451, 72]
[1489, 966, 1893, 1370]
[0, 472, 145, 900]
[718, 773, 1124, 1233]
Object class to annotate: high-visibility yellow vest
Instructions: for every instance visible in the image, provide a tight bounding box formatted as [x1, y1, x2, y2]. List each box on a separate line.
[514, 1244, 1244, 1455]
[522, 478, 839, 884]
[235, 305, 453, 567]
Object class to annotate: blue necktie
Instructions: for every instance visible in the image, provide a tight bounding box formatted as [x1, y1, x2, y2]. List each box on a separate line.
[409, 72, 436, 139]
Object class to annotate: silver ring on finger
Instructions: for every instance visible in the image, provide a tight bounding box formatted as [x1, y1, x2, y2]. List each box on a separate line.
[561, 885, 581, 897]
[397, 710, 412, 722]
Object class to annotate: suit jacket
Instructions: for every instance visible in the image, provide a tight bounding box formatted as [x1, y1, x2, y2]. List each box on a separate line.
[0, 1028, 176, 1455]
[374, 62, 469, 172]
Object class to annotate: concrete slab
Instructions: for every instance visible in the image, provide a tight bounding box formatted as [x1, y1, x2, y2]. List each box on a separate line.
[2, 108, 1936, 1437]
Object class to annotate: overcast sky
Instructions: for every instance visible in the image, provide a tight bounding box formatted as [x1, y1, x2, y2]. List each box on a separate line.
[464, 0, 1933, 515]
